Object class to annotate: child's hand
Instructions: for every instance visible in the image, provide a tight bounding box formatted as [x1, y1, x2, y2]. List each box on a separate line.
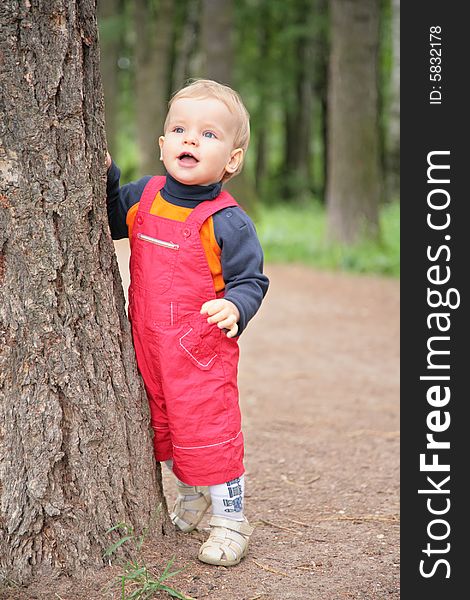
[200, 299, 240, 338]
[105, 152, 112, 169]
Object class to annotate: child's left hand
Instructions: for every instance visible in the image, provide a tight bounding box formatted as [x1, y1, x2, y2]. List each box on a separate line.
[200, 299, 240, 338]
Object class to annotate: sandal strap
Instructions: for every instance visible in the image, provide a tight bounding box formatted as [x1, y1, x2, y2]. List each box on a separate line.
[175, 482, 208, 495]
[209, 516, 254, 537]
[175, 492, 211, 512]
[170, 487, 211, 532]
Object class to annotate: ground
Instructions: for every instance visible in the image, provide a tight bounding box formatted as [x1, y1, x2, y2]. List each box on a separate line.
[1, 262, 399, 600]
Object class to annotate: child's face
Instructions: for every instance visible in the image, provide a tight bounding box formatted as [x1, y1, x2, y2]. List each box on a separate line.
[159, 97, 243, 186]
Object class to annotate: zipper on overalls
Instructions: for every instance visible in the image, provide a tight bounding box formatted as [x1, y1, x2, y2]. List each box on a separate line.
[137, 233, 179, 250]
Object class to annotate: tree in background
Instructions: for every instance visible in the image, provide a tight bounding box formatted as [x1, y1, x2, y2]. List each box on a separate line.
[200, 0, 234, 84]
[0, 0, 167, 583]
[134, 0, 174, 175]
[171, 0, 201, 91]
[249, 0, 272, 195]
[312, 0, 329, 202]
[326, 0, 382, 243]
[281, 0, 315, 202]
[98, 0, 397, 242]
[199, 0, 257, 212]
[385, 0, 400, 201]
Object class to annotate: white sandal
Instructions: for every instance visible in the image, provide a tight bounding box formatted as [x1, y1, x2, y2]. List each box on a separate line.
[170, 483, 211, 533]
[198, 516, 254, 566]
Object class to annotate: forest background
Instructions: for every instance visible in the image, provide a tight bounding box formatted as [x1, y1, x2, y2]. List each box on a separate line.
[98, 0, 400, 276]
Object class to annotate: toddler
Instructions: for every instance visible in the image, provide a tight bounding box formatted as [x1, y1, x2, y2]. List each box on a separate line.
[106, 79, 269, 566]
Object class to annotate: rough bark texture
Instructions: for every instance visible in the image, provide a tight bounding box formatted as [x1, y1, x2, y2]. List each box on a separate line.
[326, 0, 382, 243]
[134, 0, 174, 176]
[0, 0, 169, 585]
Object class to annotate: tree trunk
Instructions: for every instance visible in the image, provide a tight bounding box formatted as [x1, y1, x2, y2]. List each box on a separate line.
[200, 0, 233, 85]
[284, 31, 314, 201]
[0, 0, 168, 584]
[254, 3, 270, 196]
[172, 0, 202, 92]
[326, 0, 382, 243]
[386, 0, 400, 201]
[134, 0, 174, 176]
[312, 0, 329, 202]
[280, 0, 316, 202]
[200, 0, 257, 213]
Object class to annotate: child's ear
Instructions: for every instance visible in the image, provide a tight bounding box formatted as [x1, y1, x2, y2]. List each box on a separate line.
[158, 136, 165, 161]
[225, 148, 244, 175]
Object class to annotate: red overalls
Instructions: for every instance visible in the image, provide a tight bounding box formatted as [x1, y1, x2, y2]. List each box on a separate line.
[128, 176, 244, 486]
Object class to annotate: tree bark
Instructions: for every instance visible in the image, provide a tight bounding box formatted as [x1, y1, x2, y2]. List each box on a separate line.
[134, 0, 174, 176]
[326, 0, 382, 243]
[0, 0, 168, 584]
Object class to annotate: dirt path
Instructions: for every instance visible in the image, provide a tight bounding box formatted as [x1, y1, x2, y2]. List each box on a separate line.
[157, 264, 400, 600]
[2, 262, 400, 599]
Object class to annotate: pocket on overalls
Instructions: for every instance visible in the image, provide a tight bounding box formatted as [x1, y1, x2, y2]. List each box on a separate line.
[132, 232, 179, 294]
[178, 324, 219, 371]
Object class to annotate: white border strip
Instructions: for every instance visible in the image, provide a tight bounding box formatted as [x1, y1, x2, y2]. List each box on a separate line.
[173, 430, 242, 450]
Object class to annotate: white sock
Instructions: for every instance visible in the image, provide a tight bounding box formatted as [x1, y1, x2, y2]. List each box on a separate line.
[209, 475, 245, 521]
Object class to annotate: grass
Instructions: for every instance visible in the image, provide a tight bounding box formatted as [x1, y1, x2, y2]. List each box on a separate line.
[256, 201, 400, 277]
[104, 519, 193, 600]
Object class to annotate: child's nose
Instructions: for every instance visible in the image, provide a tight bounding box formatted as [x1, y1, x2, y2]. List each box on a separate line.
[184, 132, 198, 146]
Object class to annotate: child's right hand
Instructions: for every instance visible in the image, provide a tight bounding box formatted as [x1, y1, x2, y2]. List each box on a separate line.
[200, 299, 240, 338]
[105, 152, 112, 169]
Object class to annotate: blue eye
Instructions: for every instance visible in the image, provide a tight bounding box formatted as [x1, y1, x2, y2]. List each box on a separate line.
[173, 126, 184, 133]
[203, 131, 217, 139]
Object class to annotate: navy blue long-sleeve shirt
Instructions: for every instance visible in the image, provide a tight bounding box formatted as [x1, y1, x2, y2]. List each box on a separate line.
[106, 163, 269, 334]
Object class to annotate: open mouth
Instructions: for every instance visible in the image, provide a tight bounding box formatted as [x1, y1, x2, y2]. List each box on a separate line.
[178, 152, 199, 165]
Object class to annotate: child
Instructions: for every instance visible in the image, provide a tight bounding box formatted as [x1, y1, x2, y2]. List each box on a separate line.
[106, 79, 269, 566]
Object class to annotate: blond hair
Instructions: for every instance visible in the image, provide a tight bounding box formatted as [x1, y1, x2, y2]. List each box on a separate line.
[164, 79, 250, 181]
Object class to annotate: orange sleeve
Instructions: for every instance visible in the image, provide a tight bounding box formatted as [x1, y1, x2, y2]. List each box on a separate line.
[126, 203, 139, 241]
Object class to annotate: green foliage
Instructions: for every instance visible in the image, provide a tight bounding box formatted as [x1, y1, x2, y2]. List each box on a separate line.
[256, 201, 400, 276]
[115, 127, 140, 182]
[98, 13, 127, 42]
[104, 510, 193, 600]
[99, 0, 398, 243]
[115, 555, 192, 600]
[234, 0, 329, 201]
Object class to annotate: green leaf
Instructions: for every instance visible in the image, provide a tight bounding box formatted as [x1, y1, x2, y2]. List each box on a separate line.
[159, 584, 194, 600]
[124, 566, 147, 580]
[106, 522, 130, 534]
[159, 555, 176, 580]
[103, 535, 132, 557]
